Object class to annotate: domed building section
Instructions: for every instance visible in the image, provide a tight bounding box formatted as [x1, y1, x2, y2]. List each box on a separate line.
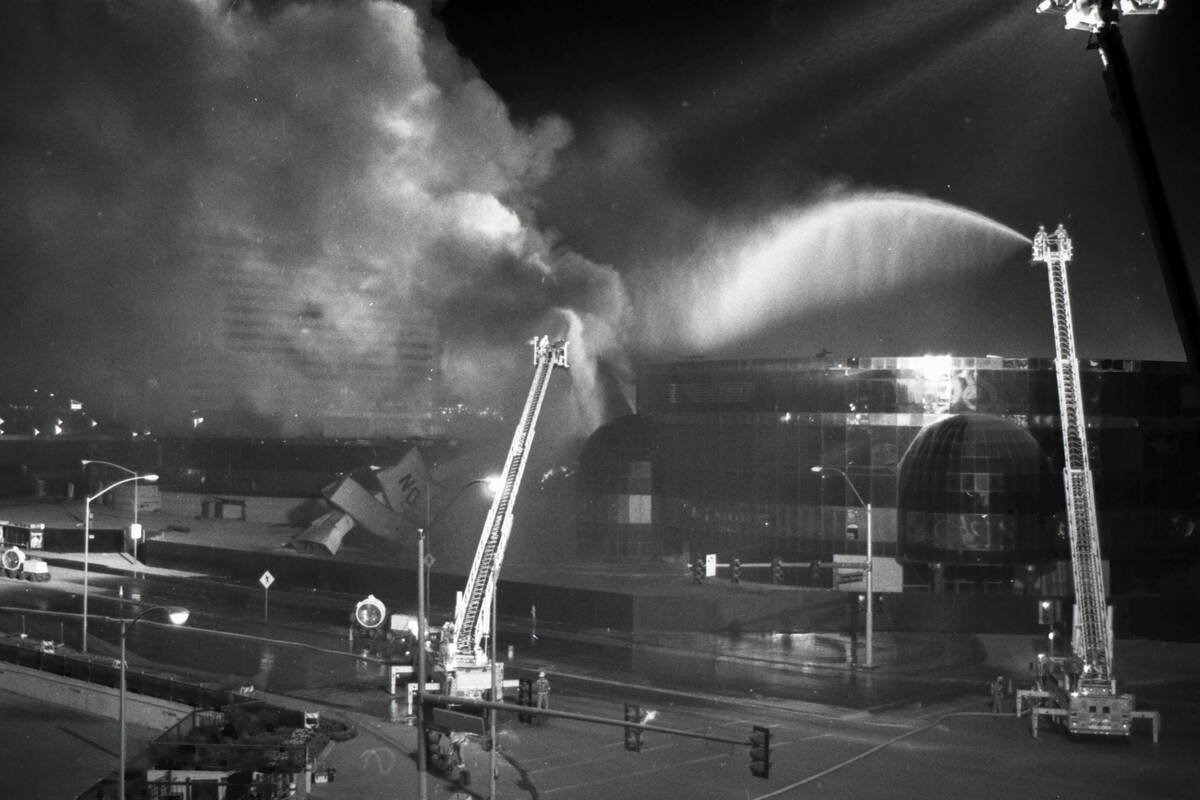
[577, 414, 658, 561]
[623, 356, 1196, 592]
[898, 413, 1063, 592]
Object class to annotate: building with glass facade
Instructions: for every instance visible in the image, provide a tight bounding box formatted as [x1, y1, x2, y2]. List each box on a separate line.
[577, 356, 1200, 594]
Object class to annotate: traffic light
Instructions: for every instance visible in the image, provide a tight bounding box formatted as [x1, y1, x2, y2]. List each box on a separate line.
[1038, 600, 1055, 626]
[771, 557, 784, 584]
[692, 560, 705, 584]
[517, 678, 533, 724]
[808, 560, 822, 586]
[749, 725, 771, 778]
[624, 704, 644, 752]
[730, 558, 741, 584]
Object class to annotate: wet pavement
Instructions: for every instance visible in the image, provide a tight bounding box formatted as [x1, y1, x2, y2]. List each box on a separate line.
[7, 556, 999, 712]
[3, 519, 1199, 798]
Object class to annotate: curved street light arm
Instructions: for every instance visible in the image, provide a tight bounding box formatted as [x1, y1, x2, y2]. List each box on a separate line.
[87, 473, 158, 505]
[811, 464, 874, 668]
[424, 477, 496, 534]
[82, 459, 136, 476]
[122, 605, 190, 631]
[416, 474, 495, 800]
[810, 465, 867, 508]
[82, 472, 157, 656]
[119, 605, 188, 800]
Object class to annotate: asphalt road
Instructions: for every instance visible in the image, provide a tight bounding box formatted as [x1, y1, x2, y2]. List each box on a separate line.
[494, 687, 1194, 800]
[2, 565, 991, 709]
[2, 567, 1198, 799]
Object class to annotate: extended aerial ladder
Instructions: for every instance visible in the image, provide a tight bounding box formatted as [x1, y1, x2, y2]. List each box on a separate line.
[442, 335, 569, 696]
[1017, 225, 1159, 740]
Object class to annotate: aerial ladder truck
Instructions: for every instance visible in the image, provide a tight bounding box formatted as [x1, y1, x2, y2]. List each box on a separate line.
[441, 335, 569, 698]
[1016, 224, 1159, 741]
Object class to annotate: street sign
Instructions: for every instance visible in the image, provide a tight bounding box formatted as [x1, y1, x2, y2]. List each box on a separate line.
[389, 664, 415, 695]
[705, 553, 717, 578]
[423, 553, 436, 569]
[832, 554, 872, 591]
[259, 570, 274, 623]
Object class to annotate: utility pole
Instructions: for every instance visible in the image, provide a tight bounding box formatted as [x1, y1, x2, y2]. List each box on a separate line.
[416, 526, 429, 800]
[811, 466, 874, 668]
[490, 570, 498, 799]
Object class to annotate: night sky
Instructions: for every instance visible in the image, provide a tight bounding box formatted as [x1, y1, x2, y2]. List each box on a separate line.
[2, 0, 1197, 435]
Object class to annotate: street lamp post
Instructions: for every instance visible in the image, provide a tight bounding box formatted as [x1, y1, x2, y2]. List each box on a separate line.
[82, 473, 158, 654]
[490, 568, 498, 800]
[811, 465, 873, 669]
[82, 460, 142, 560]
[416, 524, 429, 800]
[119, 606, 189, 800]
[416, 476, 497, 800]
[422, 476, 498, 621]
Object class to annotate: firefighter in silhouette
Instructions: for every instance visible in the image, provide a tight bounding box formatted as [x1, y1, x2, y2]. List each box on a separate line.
[534, 671, 551, 710]
[990, 675, 1006, 713]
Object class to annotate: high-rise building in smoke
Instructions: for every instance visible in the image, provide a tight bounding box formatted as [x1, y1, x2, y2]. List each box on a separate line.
[181, 244, 439, 438]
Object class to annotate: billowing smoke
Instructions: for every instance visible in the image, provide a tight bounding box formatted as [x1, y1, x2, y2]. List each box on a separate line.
[2, 0, 1060, 444]
[1, 0, 630, 434]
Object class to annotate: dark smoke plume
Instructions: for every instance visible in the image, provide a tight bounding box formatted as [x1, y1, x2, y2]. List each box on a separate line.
[0, 0, 631, 433]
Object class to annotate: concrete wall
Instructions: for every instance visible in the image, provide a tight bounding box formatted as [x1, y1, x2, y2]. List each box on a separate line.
[0, 662, 190, 729]
[159, 491, 326, 526]
[633, 588, 853, 636]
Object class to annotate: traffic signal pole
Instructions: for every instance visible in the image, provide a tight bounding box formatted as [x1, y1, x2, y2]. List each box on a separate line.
[749, 725, 772, 778]
[420, 692, 755, 748]
[865, 502, 873, 669]
[416, 528, 429, 800]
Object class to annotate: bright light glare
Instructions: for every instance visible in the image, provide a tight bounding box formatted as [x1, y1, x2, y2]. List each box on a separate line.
[167, 608, 190, 625]
[484, 475, 503, 496]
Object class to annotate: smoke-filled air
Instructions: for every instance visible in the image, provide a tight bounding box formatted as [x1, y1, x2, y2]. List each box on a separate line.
[2, 0, 630, 432]
[2, 0, 1038, 436]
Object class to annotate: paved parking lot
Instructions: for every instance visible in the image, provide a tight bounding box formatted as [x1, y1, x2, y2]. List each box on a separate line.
[0, 690, 160, 800]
